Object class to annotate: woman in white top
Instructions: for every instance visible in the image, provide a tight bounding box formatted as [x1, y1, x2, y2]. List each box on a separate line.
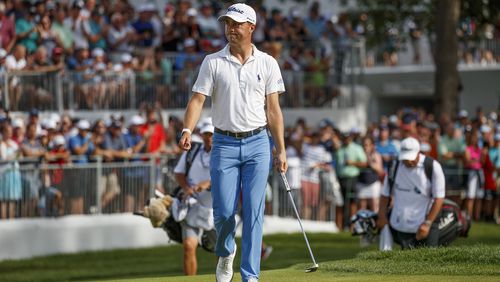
[0, 123, 22, 219]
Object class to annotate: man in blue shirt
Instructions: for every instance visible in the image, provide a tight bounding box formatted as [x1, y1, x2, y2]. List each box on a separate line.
[376, 125, 399, 171]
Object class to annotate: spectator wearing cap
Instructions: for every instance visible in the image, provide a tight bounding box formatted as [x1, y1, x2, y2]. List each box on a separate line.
[67, 119, 95, 215]
[197, 3, 222, 39]
[480, 124, 493, 148]
[5, 44, 27, 110]
[376, 125, 399, 171]
[0, 2, 15, 52]
[20, 122, 46, 216]
[456, 110, 469, 133]
[95, 119, 129, 212]
[51, 7, 74, 53]
[174, 37, 202, 71]
[11, 118, 25, 145]
[51, 47, 65, 69]
[304, 2, 325, 42]
[140, 107, 168, 192]
[0, 122, 22, 219]
[401, 112, 418, 138]
[36, 14, 63, 60]
[45, 133, 70, 193]
[15, 4, 38, 54]
[174, 121, 214, 276]
[123, 115, 148, 212]
[438, 123, 466, 204]
[335, 131, 367, 230]
[87, 9, 108, 51]
[69, 119, 94, 164]
[64, 1, 89, 49]
[132, 4, 156, 48]
[301, 131, 333, 220]
[107, 12, 135, 62]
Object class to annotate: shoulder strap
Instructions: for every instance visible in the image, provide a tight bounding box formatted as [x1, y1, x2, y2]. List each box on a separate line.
[185, 142, 202, 176]
[423, 156, 434, 198]
[388, 160, 399, 196]
[423, 156, 433, 182]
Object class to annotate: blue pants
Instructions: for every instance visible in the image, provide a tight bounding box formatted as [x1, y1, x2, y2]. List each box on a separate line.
[210, 130, 271, 281]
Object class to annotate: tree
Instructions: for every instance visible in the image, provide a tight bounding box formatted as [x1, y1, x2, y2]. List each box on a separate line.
[434, 0, 460, 117]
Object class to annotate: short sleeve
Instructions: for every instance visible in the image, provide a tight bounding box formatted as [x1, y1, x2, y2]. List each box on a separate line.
[432, 160, 446, 198]
[192, 56, 214, 96]
[265, 56, 285, 95]
[174, 152, 188, 174]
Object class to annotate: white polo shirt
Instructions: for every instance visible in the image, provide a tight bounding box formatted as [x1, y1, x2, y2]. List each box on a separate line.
[174, 144, 212, 208]
[381, 154, 445, 233]
[192, 44, 285, 132]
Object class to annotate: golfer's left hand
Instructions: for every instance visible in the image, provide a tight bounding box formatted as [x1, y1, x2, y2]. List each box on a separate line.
[274, 150, 288, 173]
[416, 223, 430, 241]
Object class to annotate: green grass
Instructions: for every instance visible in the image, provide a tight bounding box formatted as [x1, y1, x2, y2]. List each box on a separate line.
[0, 223, 499, 281]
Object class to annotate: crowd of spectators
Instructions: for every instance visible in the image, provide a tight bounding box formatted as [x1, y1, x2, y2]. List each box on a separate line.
[283, 106, 500, 228]
[0, 0, 498, 111]
[0, 105, 183, 218]
[1, 105, 499, 227]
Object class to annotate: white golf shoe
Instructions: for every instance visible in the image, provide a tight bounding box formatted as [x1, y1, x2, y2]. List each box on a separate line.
[216, 244, 237, 282]
[247, 277, 259, 282]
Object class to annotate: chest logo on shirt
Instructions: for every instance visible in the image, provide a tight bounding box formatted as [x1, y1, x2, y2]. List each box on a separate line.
[257, 74, 261, 82]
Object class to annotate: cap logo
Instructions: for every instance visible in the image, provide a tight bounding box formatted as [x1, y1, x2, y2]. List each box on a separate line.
[228, 6, 244, 14]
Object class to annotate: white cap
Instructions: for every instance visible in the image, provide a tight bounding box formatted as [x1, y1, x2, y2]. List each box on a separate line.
[489, 112, 498, 121]
[458, 110, 468, 118]
[200, 124, 214, 134]
[137, 3, 153, 13]
[91, 48, 104, 58]
[420, 142, 431, 153]
[130, 115, 145, 126]
[45, 119, 57, 130]
[11, 118, 24, 128]
[50, 113, 61, 123]
[494, 133, 500, 142]
[399, 137, 420, 161]
[389, 115, 398, 124]
[480, 124, 491, 133]
[77, 119, 90, 130]
[187, 7, 197, 17]
[53, 135, 66, 146]
[184, 38, 196, 48]
[121, 53, 132, 63]
[112, 64, 124, 72]
[218, 3, 257, 25]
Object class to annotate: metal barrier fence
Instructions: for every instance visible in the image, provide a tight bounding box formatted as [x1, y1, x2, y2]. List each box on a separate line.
[0, 152, 486, 221]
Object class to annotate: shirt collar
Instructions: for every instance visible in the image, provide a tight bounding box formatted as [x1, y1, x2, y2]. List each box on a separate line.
[220, 44, 263, 61]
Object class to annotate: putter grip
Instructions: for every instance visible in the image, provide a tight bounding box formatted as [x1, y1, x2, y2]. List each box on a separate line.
[280, 172, 292, 192]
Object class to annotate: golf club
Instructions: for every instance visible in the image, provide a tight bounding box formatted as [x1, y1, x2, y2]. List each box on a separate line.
[280, 172, 319, 273]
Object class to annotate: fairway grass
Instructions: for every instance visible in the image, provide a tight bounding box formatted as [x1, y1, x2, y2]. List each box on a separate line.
[1, 223, 499, 281]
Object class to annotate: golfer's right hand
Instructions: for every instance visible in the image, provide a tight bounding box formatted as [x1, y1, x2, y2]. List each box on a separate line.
[178, 132, 191, 151]
[377, 214, 388, 230]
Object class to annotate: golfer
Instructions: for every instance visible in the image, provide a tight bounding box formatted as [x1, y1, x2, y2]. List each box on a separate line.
[178, 3, 287, 281]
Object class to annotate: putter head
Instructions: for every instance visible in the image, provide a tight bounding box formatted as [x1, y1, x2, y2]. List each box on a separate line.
[305, 263, 319, 273]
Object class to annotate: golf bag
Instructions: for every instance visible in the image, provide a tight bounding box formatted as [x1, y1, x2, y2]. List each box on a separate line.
[350, 199, 471, 246]
[162, 142, 216, 252]
[437, 199, 471, 245]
